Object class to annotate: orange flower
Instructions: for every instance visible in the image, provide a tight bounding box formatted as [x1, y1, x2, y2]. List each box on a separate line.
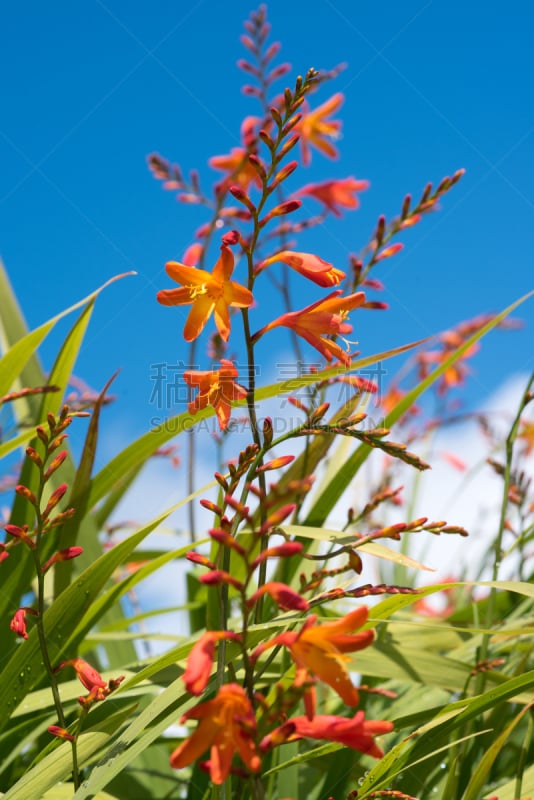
[261, 711, 393, 759]
[157, 244, 253, 342]
[183, 631, 241, 695]
[257, 250, 346, 287]
[55, 658, 107, 692]
[518, 419, 534, 456]
[253, 607, 374, 716]
[48, 725, 75, 742]
[54, 657, 124, 706]
[297, 92, 344, 166]
[184, 359, 248, 431]
[248, 581, 310, 612]
[253, 290, 366, 366]
[10, 607, 36, 639]
[170, 683, 261, 784]
[297, 177, 369, 216]
[209, 147, 263, 192]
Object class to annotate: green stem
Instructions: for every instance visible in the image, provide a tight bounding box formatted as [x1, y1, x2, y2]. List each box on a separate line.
[32, 473, 80, 788]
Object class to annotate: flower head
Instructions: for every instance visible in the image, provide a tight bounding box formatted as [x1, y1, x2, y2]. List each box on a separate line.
[248, 581, 310, 613]
[184, 359, 248, 431]
[257, 251, 346, 288]
[41, 546, 83, 574]
[183, 631, 241, 696]
[253, 606, 374, 716]
[261, 711, 393, 759]
[254, 290, 366, 366]
[157, 244, 254, 342]
[10, 608, 30, 639]
[210, 147, 263, 193]
[297, 177, 369, 217]
[170, 683, 261, 784]
[55, 658, 107, 692]
[48, 725, 76, 742]
[297, 92, 344, 165]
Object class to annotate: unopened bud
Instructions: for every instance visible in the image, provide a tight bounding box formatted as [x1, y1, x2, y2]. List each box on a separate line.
[375, 243, 404, 262]
[48, 726, 75, 742]
[44, 449, 68, 480]
[277, 134, 299, 160]
[228, 185, 256, 213]
[36, 426, 49, 445]
[256, 455, 295, 473]
[48, 433, 68, 453]
[42, 483, 68, 519]
[270, 160, 298, 191]
[262, 417, 273, 448]
[248, 153, 267, 181]
[260, 199, 301, 227]
[200, 499, 223, 516]
[15, 485, 38, 506]
[186, 551, 215, 569]
[25, 447, 43, 468]
[375, 215, 386, 246]
[42, 546, 84, 573]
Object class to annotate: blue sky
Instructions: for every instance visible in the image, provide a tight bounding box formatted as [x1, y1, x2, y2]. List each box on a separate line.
[1, 0, 533, 455]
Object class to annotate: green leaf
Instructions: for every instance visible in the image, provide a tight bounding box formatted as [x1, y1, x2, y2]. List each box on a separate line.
[461, 701, 531, 800]
[3, 705, 136, 800]
[71, 541, 207, 647]
[0, 429, 38, 461]
[0, 270, 134, 401]
[357, 668, 534, 796]
[53, 372, 119, 597]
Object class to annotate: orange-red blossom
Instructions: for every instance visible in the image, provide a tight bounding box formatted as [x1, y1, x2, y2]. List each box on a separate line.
[54, 658, 124, 705]
[261, 710, 393, 759]
[297, 177, 370, 217]
[252, 606, 374, 717]
[256, 250, 346, 287]
[170, 683, 260, 785]
[298, 92, 344, 166]
[253, 290, 366, 366]
[184, 359, 247, 431]
[183, 631, 241, 695]
[157, 243, 253, 342]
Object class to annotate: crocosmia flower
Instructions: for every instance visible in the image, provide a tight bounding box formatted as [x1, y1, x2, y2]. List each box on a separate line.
[261, 711, 393, 759]
[157, 244, 254, 342]
[297, 177, 369, 217]
[210, 147, 263, 192]
[170, 683, 261, 784]
[256, 251, 346, 287]
[184, 359, 248, 431]
[253, 290, 366, 366]
[10, 608, 29, 639]
[55, 658, 107, 692]
[298, 92, 344, 165]
[183, 631, 241, 696]
[253, 606, 374, 716]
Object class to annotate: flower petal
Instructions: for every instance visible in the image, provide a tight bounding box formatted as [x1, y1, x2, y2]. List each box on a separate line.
[184, 295, 216, 342]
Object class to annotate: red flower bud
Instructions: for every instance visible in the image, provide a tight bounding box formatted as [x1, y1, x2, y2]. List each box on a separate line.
[15, 485, 38, 506]
[44, 449, 68, 480]
[42, 483, 68, 519]
[186, 551, 216, 569]
[41, 546, 84, 573]
[48, 725, 75, 742]
[256, 455, 295, 473]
